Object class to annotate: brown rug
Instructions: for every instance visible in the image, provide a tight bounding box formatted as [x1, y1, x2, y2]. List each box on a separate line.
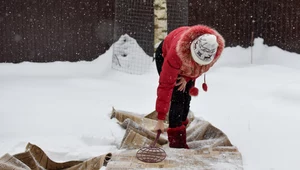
[0, 108, 243, 169]
[0, 143, 111, 170]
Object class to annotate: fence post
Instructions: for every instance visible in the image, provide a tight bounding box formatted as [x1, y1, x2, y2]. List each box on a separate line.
[251, 31, 254, 64]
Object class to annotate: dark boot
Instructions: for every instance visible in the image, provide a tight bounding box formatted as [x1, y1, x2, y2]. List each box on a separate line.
[167, 125, 189, 149]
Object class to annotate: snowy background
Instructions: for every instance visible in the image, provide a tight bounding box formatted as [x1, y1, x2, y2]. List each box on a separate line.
[1, 36, 300, 170]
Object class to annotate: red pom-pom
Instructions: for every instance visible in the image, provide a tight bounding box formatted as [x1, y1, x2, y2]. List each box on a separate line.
[202, 83, 208, 92]
[189, 87, 199, 96]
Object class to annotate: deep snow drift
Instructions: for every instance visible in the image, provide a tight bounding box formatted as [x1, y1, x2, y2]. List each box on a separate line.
[0, 37, 300, 170]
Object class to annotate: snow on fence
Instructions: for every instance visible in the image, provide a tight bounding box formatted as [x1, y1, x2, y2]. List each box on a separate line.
[112, 0, 154, 74]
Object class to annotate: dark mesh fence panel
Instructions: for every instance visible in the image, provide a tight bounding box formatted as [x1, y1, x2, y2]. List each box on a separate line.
[166, 0, 188, 33]
[112, 0, 154, 74]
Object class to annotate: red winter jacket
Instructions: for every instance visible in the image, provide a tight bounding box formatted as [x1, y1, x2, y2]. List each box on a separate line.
[155, 25, 225, 120]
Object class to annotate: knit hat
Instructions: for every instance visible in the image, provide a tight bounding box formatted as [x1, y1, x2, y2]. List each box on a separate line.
[190, 34, 218, 65]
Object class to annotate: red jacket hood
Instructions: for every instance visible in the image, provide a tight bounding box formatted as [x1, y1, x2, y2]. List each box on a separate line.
[176, 25, 225, 67]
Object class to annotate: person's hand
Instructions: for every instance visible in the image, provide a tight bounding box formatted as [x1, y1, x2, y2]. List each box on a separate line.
[154, 120, 165, 133]
[176, 77, 187, 91]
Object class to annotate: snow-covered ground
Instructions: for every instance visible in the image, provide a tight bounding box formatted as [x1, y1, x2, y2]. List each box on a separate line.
[0, 37, 300, 170]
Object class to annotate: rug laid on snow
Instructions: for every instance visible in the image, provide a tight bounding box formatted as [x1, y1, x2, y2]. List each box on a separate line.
[0, 108, 243, 170]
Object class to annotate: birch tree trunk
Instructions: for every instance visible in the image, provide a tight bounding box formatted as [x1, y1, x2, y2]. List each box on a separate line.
[154, 0, 168, 51]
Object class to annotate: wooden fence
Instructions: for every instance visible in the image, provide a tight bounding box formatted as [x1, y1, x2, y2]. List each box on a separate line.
[188, 0, 300, 53]
[0, 0, 115, 63]
[0, 0, 299, 63]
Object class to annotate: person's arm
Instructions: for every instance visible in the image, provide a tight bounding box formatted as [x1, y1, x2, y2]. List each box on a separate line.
[155, 53, 182, 121]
